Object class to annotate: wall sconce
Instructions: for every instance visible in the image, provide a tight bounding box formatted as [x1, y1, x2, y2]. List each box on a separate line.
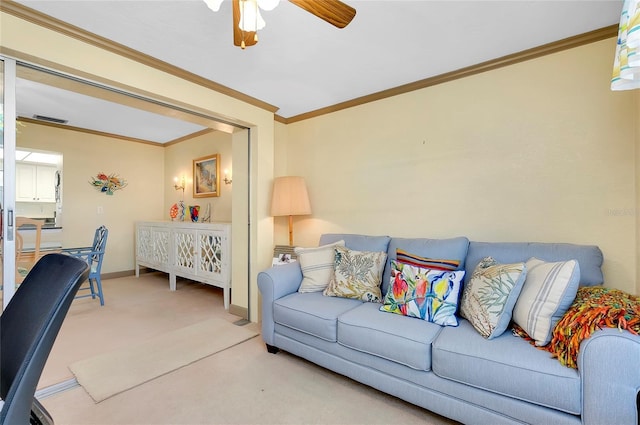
[224, 169, 233, 185]
[174, 176, 185, 192]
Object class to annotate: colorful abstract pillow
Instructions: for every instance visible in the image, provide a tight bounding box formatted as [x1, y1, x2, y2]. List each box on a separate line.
[323, 245, 387, 302]
[396, 249, 460, 271]
[513, 257, 580, 346]
[380, 261, 465, 327]
[295, 240, 345, 293]
[460, 257, 527, 339]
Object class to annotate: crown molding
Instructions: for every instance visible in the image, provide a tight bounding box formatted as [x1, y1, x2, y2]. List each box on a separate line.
[278, 24, 618, 124]
[18, 117, 216, 146]
[0, 0, 279, 114]
[17, 116, 162, 145]
[164, 128, 217, 146]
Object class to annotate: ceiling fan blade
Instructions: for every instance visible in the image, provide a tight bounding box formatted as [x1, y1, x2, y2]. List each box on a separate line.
[233, 0, 258, 48]
[288, 0, 356, 29]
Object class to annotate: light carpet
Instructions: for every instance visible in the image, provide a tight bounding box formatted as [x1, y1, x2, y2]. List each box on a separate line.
[69, 318, 257, 402]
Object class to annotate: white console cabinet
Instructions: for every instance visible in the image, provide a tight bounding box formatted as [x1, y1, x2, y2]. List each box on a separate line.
[135, 221, 231, 309]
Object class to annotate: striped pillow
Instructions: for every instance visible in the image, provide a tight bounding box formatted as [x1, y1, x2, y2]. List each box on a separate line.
[295, 240, 345, 293]
[396, 248, 460, 271]
[512, 257, 580, 346]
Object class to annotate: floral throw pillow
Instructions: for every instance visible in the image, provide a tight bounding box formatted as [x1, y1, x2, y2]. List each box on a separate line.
[323, 246, 387, 302]
[380, 261, 465, 327]
[460, 257, 527, 339]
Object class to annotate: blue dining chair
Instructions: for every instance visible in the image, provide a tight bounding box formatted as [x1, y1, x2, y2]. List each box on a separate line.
[62, 225, 108, 306]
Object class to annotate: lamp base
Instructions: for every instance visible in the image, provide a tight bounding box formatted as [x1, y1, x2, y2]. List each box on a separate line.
[288, 215, 294, 246]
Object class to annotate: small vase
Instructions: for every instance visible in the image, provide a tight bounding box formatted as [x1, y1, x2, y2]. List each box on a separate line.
[178, 200, 185, 222]
[190, 205, 200, 222]
[204, 203, 211, 222]
[169, 203, 178, 221]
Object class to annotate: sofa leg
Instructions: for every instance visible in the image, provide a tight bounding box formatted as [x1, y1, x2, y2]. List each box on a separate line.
[266, 344, 279, 354]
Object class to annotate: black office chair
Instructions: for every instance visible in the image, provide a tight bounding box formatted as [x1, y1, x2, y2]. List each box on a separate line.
[0, 253, 89, 425]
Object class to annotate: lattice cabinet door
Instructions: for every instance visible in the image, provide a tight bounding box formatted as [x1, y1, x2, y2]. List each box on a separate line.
[173, 228, 197, 274]
[135, 221, 231, 307]
[152, 227, 170, 265]
[197, 229, 227, 279]
[136, 225, 153, 264]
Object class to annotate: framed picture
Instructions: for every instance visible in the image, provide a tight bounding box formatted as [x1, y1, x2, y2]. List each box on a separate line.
[272, 245, 297, 266]
[193, 154, 220, 198]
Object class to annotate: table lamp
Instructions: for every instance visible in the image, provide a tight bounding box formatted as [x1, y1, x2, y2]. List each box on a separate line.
[270, 176, 312, 246]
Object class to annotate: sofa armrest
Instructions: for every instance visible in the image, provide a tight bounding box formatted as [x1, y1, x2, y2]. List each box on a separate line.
[257, 262, 303, 346]
[578, 328, 640, 425]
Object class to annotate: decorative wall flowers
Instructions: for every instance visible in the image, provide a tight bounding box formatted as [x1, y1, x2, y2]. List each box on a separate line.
[89, 172, 128, 195]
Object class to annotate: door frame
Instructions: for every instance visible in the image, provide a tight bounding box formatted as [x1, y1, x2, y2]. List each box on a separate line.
[2, 56, 18, 309]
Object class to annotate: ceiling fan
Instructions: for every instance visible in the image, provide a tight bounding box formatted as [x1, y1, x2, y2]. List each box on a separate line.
[204, 0, 356, 49]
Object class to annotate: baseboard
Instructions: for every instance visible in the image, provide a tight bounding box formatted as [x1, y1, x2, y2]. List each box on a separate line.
[102, 270, 135, 279]
[102, 268, 158, 280]
[229, 303, 248, 320]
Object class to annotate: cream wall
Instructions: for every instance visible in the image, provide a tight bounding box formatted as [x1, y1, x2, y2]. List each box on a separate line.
[17, 122, 164, 274]
[281, 38, 639, 295]
[18, 122, 238, 291]
[164, 132, 233, 222]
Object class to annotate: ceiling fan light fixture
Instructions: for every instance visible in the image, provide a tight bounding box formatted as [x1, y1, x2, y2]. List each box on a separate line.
[203, 0, 224, 12]
[224, 0, 355, 49]
[239, 0, 266, 32]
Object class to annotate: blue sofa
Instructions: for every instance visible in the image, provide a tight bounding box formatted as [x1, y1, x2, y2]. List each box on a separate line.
[257, 234, 640, 425]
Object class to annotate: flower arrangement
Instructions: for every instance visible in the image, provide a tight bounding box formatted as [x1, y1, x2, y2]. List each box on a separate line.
[89, 172, 127, 195]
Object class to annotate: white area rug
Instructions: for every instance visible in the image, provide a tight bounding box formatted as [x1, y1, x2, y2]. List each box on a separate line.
[69, 318, 257, 402]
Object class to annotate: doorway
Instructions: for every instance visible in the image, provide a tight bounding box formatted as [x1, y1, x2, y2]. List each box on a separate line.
[2, 61, 252, 317]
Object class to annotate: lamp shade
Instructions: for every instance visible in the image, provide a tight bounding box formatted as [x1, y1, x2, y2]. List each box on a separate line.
[270, 176, 312, 217]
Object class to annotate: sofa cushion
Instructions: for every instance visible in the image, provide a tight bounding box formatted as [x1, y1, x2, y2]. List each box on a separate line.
[465, 241, 602, 286]
[383, 237, 469, 295]
[460, 257, 527, 339]
[513, 257, 580, 346]
[295, 240, 345, 293]
[319, 233, 391, 253]
[380, 260, 465, 327]
[432, 319, 581, 415]
[338, 302, 442, 371]
[273, 292, 362, 342]
[323, 246, 387, 302]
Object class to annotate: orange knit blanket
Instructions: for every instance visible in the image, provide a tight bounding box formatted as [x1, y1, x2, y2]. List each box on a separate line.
[512, 286, 640, 369]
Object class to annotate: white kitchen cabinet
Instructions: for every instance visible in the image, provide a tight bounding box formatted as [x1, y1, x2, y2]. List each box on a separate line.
[16, 163, 57, 202]
[135, 221, 231, 309]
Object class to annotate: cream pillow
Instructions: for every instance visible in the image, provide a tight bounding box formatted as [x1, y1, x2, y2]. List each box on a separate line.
[295, 240, 345, 293]
[512, 257, 580, 346]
